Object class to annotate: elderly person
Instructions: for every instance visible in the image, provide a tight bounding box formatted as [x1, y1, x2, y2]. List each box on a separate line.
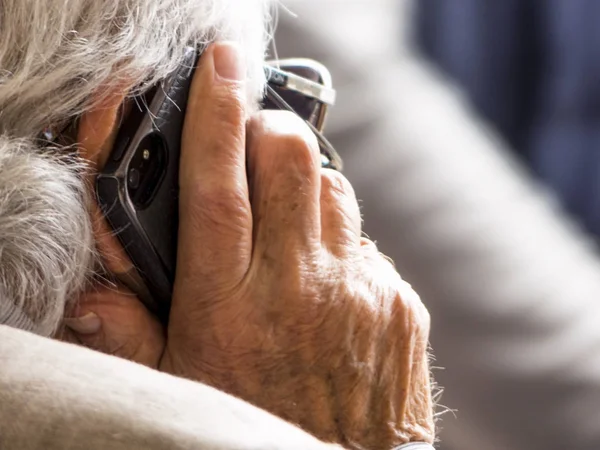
[0, 0, 435, 449]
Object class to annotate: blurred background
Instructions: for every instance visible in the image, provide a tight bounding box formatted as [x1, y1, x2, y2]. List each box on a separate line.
[417, 0, 600, 243]
[276, 1, 600, 449]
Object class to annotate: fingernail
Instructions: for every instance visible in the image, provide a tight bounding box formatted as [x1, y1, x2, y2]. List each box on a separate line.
[64, 312, 102, 335]
[213, 42, 245, 82]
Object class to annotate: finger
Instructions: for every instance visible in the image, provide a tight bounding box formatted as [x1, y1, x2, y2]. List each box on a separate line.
[177, 41, 252, 291]
[320, 169, 362, 256]
[247, 111, 322, 260]
[62, 284, 165, 368]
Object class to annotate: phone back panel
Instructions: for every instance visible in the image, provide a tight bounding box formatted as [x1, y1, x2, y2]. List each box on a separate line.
[97, 50, 198, 315]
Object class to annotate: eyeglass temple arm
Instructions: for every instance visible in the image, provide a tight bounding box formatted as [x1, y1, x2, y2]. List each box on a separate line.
[264, 66, 337, 106]
[265, 85, 343, 171]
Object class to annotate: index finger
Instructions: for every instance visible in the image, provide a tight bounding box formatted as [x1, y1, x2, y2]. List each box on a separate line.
[176, 42, 253, 295]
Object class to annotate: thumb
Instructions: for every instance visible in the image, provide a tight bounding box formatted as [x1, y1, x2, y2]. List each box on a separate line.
[62, 285, 165, 368]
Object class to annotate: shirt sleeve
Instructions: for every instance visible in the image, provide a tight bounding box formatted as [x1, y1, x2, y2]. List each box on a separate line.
[0, 326, 343, 450]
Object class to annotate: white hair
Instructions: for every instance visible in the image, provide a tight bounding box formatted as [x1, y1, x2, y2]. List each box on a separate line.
[0, 0, 273, 336]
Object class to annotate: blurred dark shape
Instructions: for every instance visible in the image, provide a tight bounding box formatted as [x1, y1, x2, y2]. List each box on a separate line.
[416, 0, 600, 241]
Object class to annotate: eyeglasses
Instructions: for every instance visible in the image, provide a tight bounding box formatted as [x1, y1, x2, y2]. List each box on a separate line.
[263, 59, 342, 171]
[40, 57, 343, 172]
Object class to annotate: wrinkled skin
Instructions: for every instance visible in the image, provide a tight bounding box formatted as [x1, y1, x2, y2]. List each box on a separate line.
[63, 43, 434, 449]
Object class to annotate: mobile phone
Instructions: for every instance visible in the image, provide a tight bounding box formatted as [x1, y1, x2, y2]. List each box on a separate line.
[96, 47, 199, 318]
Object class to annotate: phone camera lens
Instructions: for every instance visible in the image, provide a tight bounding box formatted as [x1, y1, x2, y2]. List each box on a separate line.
[128, 168, 141, 190]
[126, 133, 166, 209]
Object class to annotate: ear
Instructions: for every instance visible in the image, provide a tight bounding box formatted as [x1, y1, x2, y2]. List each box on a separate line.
[78, 82, 130, 170]
[78, 84, 136, 280]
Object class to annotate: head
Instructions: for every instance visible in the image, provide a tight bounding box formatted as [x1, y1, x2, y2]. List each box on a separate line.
[0, 0, 273, 337]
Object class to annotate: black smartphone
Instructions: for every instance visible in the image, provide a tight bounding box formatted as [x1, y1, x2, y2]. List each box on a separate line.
[96, 47, 199, 317]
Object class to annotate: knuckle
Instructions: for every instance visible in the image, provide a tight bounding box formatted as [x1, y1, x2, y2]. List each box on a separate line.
[284, 134, 319, 177]
[393, 280, 431, 338]
[247, 109, 270, 133]
[251, 110, 320, 176]
[321, 169, 356, 199]
[367, 253, 431, 339]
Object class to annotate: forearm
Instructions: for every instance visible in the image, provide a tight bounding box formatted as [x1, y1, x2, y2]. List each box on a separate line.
[0, 325, 342, 450]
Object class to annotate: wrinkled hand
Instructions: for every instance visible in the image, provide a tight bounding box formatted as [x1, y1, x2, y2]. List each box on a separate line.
[65, 43, 434, 449]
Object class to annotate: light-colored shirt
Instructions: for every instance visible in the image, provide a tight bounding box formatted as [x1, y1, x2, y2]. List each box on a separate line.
[0, 325, 345, 450]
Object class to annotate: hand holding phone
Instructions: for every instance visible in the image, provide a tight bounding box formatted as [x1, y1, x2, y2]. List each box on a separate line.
[97, 46, 340, 319]
[80, 44, 434, 450]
